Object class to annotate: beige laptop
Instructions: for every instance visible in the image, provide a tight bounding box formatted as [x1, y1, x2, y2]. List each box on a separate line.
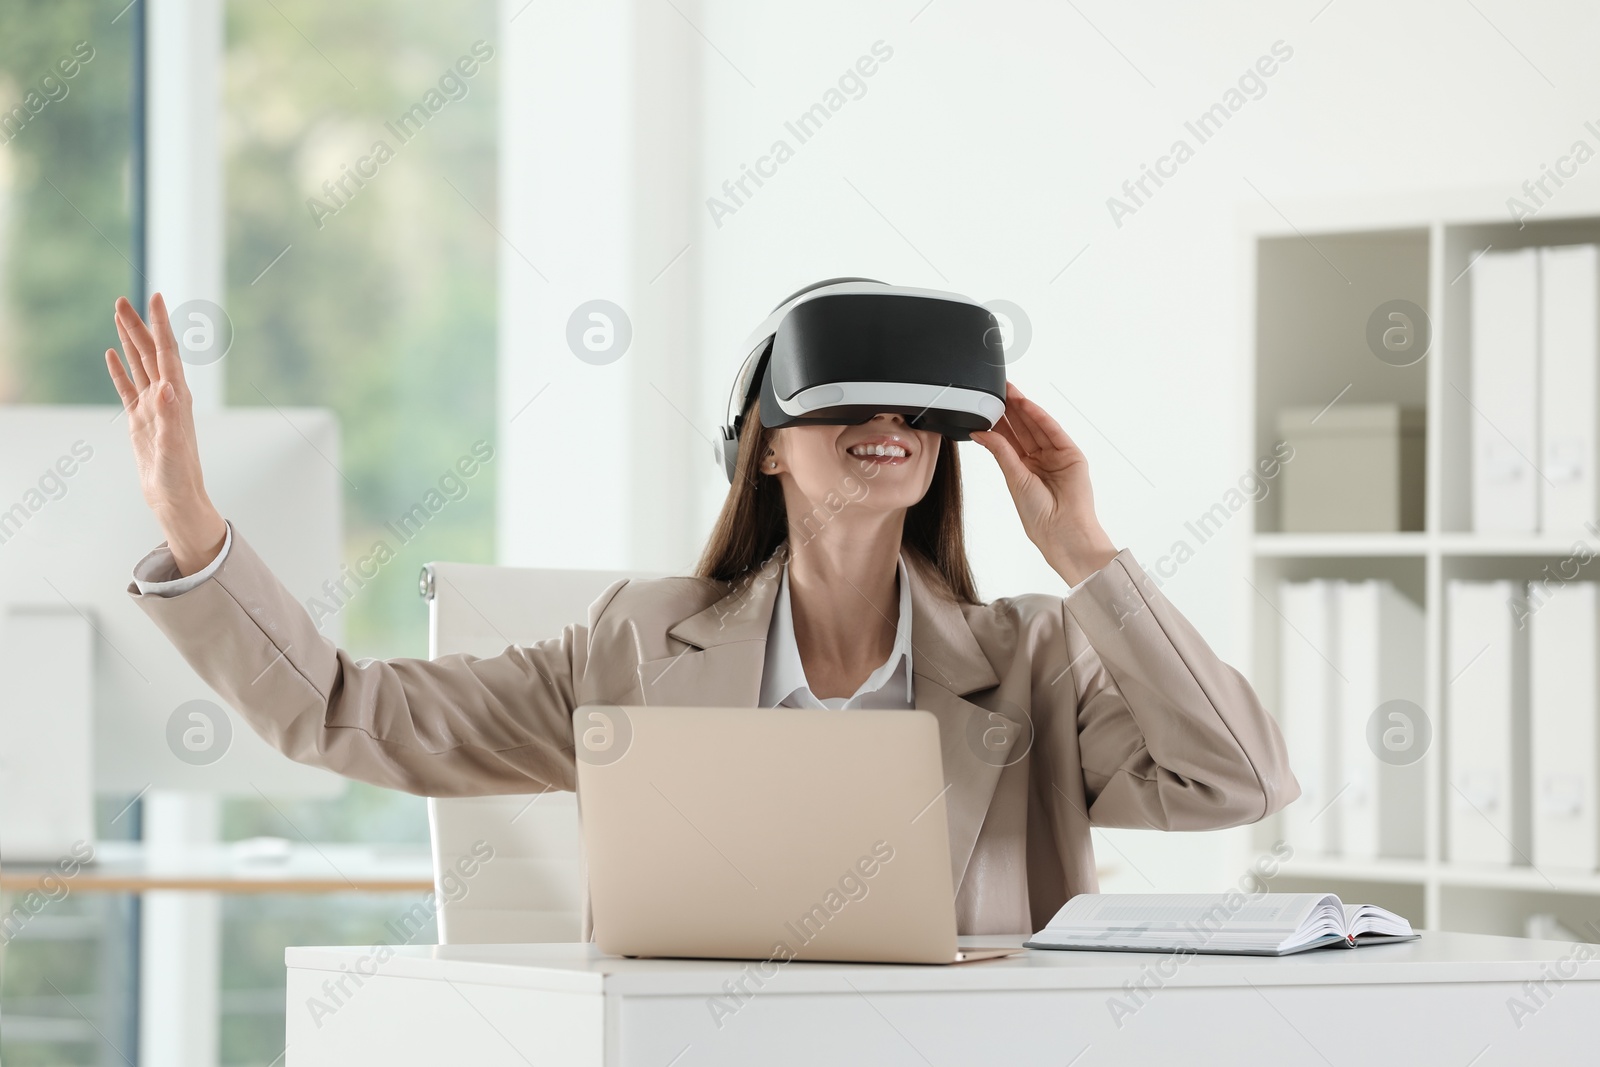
[573, 706, 1020, 965]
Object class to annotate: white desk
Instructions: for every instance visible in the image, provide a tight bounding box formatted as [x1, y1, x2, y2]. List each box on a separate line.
[285, 932, 1600, 1065]
[0, 839, 435, 894]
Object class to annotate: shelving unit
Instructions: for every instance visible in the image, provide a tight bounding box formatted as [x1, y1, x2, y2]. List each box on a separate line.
[1242, 188, 1600, 939]
[1254, 532, 1428, 557]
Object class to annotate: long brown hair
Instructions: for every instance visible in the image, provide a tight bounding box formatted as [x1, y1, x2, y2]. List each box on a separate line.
[693, 399, 981, 605]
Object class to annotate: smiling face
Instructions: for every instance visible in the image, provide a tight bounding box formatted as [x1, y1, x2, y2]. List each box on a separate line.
[765, 413, 942, 512]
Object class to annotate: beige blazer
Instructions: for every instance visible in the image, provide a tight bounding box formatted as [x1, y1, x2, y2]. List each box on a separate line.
[129, 528, 1299, 935]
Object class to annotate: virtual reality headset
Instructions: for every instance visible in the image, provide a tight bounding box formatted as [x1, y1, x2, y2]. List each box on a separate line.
[713, 278, 1008, 482]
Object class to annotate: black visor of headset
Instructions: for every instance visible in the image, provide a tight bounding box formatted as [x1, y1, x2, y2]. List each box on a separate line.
[713, 278, 1008, 482]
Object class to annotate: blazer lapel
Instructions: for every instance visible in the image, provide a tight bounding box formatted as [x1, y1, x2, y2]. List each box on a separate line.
[632, 544, 790, 708]
[632, 543, 1006, 896]
[900, 555, 1006, 893]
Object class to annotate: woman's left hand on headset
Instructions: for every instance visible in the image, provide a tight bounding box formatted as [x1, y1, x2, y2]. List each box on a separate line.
[970, 381, 1119, 586]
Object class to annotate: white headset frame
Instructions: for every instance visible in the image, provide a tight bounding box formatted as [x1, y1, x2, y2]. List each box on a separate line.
[714, 282, 1003, 482]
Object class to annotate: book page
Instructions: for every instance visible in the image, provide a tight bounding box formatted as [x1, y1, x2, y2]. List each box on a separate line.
[1057, 894, 1318, 926]
[1343, 903, 1415, 938]
[1040, 893, 1335, 952]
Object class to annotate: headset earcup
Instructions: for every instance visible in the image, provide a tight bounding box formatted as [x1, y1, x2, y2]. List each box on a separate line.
[715, 425, 738, 483]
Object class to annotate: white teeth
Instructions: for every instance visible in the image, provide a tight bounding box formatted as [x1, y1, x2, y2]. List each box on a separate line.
[850, 443, 907, 458]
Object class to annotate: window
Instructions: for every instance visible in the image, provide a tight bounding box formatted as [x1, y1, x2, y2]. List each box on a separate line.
[0, 0, 136, 405]
[1, 1, 501, 1061]
[217, 1, 499, 1057]
[1, 3, 142, 1060]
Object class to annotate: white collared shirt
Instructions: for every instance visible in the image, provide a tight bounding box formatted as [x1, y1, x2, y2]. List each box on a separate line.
[758, 553, 914, 710]
[134, 521, 233, 596]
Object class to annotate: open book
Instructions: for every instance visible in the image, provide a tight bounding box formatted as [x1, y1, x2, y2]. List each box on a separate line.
[1026, 893, 1419, 957]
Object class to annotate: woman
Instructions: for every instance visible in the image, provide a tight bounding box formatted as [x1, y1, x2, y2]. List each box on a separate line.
[105, 284, 1298, 937]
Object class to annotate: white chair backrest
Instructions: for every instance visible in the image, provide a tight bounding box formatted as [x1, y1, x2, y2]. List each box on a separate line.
[421, 560, 659, 945]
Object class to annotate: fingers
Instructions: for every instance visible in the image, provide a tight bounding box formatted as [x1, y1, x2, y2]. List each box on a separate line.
[114, 296, 159, 387]
[990, 412, 1029, 459]
[113, 313, 150, 391]
[971, 430, 1031, 490]
[1009, 383, 1079, 454]
[999, 382, 1047, 456]
[104, 348, 137, 409]
[148, 292, 186, 387]
[989, 386, 1033, 457]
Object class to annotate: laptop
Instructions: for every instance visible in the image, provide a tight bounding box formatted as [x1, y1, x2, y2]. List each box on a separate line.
[573, 706, 1021, 964]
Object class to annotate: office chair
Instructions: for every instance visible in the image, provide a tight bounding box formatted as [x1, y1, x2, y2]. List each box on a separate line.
[421, 559, 660, 944]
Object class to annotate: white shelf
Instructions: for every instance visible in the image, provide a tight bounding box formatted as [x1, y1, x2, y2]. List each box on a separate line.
[1435, 534, 1591, 557]
[1273, 856, 1600, 896]
[1437, 865, 1600, 895]
[1274, 856, 1429, 885]
[1255, 533, 1592, 558]
[1254, 533, 1427, 558]
[1244, 200, 1600, 937]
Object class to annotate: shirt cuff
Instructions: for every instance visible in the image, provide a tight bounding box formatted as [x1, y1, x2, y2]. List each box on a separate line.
[133, 521, 233, 597]
[1061, 547, 1133, 599]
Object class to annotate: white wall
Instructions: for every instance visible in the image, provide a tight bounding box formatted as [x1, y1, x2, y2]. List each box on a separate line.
[497, 0, 700, 573]
[505, 0, 1600, 890]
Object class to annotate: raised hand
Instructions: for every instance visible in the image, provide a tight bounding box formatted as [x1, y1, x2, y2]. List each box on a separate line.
[969, 381, 1119, 586]
[104, 292, 227, 576]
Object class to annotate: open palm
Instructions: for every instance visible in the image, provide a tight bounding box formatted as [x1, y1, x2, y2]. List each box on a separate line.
[104, 293, 226, 573]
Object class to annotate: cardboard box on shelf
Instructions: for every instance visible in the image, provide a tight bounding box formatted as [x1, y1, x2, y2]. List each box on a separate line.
[1277, 404, 1425, 533]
